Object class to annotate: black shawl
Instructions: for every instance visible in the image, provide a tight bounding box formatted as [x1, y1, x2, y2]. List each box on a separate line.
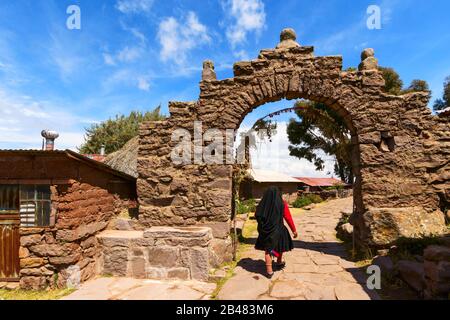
[254, 186, 285, 251]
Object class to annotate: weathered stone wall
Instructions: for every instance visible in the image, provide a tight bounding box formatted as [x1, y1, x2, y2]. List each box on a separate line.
[97, 226, 217, 281]
[424, 244, 450, 298]
[137, 29, 449, 253]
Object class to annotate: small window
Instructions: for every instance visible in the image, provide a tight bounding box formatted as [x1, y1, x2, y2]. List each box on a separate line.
[0, 185, 19, 214]
[19, 185, 52, 227]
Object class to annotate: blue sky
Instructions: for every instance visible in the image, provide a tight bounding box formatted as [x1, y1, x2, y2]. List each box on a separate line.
[0, 0, 449, 176]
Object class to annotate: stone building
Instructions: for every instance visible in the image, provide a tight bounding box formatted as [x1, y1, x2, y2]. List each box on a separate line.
[0, 149, 136, 289]
[239, 168, 300, 204]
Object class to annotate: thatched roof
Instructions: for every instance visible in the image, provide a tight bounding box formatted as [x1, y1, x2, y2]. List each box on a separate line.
[104, 136, 138, 178]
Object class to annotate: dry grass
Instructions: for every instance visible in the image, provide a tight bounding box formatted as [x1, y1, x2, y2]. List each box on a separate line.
[0, 288, 75, 300]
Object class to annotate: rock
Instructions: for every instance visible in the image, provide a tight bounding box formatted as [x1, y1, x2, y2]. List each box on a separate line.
[233, 61, 253, 76]
[303, 204, 315, 210]
[397, 260, 425, 292]
[424, 245, 450, 262]
[20, 234, 42, 247]
[365, 207, 447, 246]
[167, 267, 190, 280]
[358, 56, 378, 71]
[147, 246, 180, 268]
[341, 223, 353, 236]
[109, 218, 134, 231]
[209, 269, 227, 282]
[19, 247, 30, 259]
[202, 60, 216, 81]
[20, 257, 45, 268]
[49, 253, 82, 266]
[361, 48, 375, 60]
[372, 255, 395, 275]
[5, 282, 20, 290]
[20, 276, 47, 290]
[276, 28, 300, 49]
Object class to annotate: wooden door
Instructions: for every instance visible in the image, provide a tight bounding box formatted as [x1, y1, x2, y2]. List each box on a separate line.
[0, 185, 20, 281]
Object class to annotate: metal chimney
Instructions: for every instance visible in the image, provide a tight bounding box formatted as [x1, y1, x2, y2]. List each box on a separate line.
[41, 130, 59, 151]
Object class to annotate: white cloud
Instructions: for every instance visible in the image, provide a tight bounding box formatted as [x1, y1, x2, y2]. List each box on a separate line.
[223, 0, 266, 48]
[0, 89, 89, 150]
[158, 11, 211, 64]
[237, 122, 336, 178]
[115, 0, 153, 14]
[137, 77, 150, 91]
[117, 46, 142, 62]
[103, 53, 116, 66]
[234, 49, 250, 60]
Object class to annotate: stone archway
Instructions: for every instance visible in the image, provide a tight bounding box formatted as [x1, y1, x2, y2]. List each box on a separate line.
[137, 29, 449, 263]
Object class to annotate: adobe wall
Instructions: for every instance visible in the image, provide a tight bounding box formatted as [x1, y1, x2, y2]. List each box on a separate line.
[0, 154, 137, 289]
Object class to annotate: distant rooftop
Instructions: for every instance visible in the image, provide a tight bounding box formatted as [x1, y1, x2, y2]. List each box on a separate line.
[294, 177, 344, 187]
[247, 168, 300, 183]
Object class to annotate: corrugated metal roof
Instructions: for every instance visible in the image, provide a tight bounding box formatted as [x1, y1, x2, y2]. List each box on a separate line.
[437, 107, 450, 117]
[295, 177, 343, 187]
[0, 149, 135, 181]
[248, 168, 300, 183]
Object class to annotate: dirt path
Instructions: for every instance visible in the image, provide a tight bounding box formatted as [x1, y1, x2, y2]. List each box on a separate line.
[218, 197, 380, 300]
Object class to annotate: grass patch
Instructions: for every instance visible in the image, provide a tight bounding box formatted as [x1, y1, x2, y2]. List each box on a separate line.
[0, 288, 75, 300]
[210, 213, 257, 299]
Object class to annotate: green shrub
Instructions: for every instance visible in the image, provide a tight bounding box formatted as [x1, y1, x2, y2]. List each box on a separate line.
[307, 194, 323, 204]
[292, 194, 323, 208]
[235, 198, 256, 214]
[293, 196, 312, 208]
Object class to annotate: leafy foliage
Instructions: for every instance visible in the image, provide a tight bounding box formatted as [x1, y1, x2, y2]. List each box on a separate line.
[79, 107, 165, 154]
[292, 194, 323, 208]
[287, 101, 354, 183]
[405, 79, 430, 93]
[235, 198, 257, 214]
[433, 76, 450, 111]
[379, 67, 403, 95]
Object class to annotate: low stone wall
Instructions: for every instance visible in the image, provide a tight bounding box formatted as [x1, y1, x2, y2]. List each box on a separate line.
[424, 245, 450, 299]
[19, 182, 134, 290]
[97, 226, 218, 281]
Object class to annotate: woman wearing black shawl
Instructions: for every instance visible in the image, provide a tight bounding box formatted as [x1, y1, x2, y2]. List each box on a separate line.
[255, 186, 298, 278]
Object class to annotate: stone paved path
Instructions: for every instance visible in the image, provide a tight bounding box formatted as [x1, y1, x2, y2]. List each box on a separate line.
[218, 197, 380, 300]
[63, 277, 216, 300]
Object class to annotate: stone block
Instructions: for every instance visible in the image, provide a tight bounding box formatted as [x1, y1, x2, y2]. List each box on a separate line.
[189, 247, 209, 281]
[167, 267, 190, 280]
[397, 260, 425, 292]
[424, 245, 450, 262]
[130, 257, 146, 279]
[102, 247, 128, 276]
[20, 257, 45, 268]
[20, 234, 42, 247]
[143, 226, 212, 239]
[20, 276, 47, 290]
[147, 246, 180, 268]
[49, 253, 81, 266]
[365, 207, 447, 245]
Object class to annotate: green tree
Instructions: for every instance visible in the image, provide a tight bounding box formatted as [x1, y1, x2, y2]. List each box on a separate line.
[287, 101, 354, 184]
[433, 76, 450, 111]
[79, 106, 165, 154]
[284, 67, 430, 184]
[378, 66, 403, 95]
[405, 79, 430, 93]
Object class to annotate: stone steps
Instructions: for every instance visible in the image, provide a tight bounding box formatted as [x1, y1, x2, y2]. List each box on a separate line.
[96, 226, 213, 282]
